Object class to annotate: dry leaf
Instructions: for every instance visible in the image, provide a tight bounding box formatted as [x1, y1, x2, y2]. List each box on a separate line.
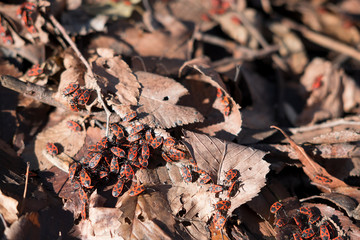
[0, 190, 19, 224]
[136, 71, 204, 128]
[34, 116, 86, 171]
[91, 56, 140, 106]
[179, 58, 242, 141]
[182, 130, 269, 213]
[4, 212, 40, 240]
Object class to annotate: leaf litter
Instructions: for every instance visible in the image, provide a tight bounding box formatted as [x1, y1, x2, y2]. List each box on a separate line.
[1, 0, 360, 239]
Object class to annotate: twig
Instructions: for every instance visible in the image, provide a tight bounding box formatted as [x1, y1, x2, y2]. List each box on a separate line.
[235, 11, 289, 72]
[289, 118, 360, 134]
[19, 162, 30, 215]
[0, 75, 120, 123]
[282, 18, 360, 62]
[49, 15, 112, 136]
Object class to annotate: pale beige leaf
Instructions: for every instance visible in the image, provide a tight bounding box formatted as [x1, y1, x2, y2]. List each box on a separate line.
[136, 71, 204, 128]
[34, 116, 86, 171]
[91, 56, 140, 106]
[182, 130, 269, 213]
[0, 190, 18, 224]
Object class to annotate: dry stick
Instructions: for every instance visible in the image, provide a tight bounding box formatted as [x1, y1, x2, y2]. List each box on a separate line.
[19, 162, 30, 215]
[236, 11, 288, 72]
[0, 75, 119, 123]
[282, 18, 360, 62]
[48, 15, 112, 136]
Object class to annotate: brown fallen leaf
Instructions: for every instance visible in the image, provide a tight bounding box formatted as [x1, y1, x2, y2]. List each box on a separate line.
[0, 190, 19, 224]
[182, 130, 269, 214]
[136, 71, 204, 128]
[90, 55, 140, 107]
[34, 115, 86, 171]
[4, 212, 40, 240]
[271, 126, 360, 207]
[179, 59, 242, 141]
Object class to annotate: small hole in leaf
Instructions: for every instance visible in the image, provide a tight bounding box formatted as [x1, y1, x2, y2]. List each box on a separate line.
[163, 96, 169, 101]
[103, 61, 110, 69]
[125, 217, 132, 224]
[178, 208, 186, 217]
[138, 214, 145, 222]
[182, 220, 191, 227]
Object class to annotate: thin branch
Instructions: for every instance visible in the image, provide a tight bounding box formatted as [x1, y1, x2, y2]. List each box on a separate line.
[282, 18, 360, 62]
[49, 14, 112, 136]
[0, 75, 120, 123]
[19, 162, 30, 215]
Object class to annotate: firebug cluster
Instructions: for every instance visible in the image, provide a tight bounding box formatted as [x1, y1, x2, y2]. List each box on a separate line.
[216, 88, 231, 116]
[16, 2, 37, 34]
[63, 83, 92, 112]
[270, 201, 346, 240]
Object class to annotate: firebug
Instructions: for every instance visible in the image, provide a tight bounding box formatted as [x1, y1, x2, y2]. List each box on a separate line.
[129, 183, 145, 196]
[68, 162, 79, 181]
[129, 123, 144, 135]
[69, 99, 79, 112]
[224, 169, 240, 184]
[78, 187, 88, 203]
[110, 123, 124, 139]
[209, 184, 223, 193]
[213, 211, 226, 230]
[319, 225, 330, 240]
[292, 233, 302, 240]
[67, 120, 82, 132]
[89, 153, 102, 168]
[168, 148, 185, 160]
[141, 144, 150, 161]
[150, 136, 163, 149]
[163, 137, 176, 147]
[301, 227, 315, 239]
[215, 200, 231, 211]
[293, 215, 305, 230]
[111, 147, 126, 158]
[77, 89, 91, 105]
[308, 213, 321, 224]
[275, 218, 286, 228]
[112, 178, 125, 197]
[120, 163, 134, 180]
[28, 64, 43, 76]
[315, 175, 332, 184]
[96, 137, 109, 151]
[180, 166, 192, 183]
[227, 181, 239, 197]
[145, 130, 153, 143]
[63, 83, 79, 96]
[126, 133, 141, 142]
[46, 142, 59, 155]
[299, 206, 312, 215]
[216, 88, 224, 98]
[71, 88, 84, 101]
[110, 157, 119, 174]
[199, 174, 211, 184]
[99, 170, 109, 179]
[161, 152, 173, 163]
[79, 169, 92, 188]
[81, 202, 86, 220]
[123, 111, 137, 122]
[138, 155, 148, 168]
[270, 201, 283, 214]
[127, 145, 139, 161]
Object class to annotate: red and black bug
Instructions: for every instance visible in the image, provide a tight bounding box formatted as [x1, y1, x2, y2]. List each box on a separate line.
[123, 111, 137, 122]
[79, 169, 92, 188]
[89, 152, 102, 168]
[111, 123, 125, 139]
[46, 142, 59, 155]
[199, 174, 211, 185]
[67, 120, 82, 132]
[189, 157, 197, 166]
[78, 187, 88, 203]
[81, 202, 87, 220]
[163, 137, 176, 147]
[299, 206, 312, 215]
[28, 64, 43, 76]
[209, 184, 223, 193]
[293, 215, 305, 230]
[301, 227, 315, 239]
[63, 83, 79, 96]
[213, 211, 226, 230]
[97, 137, 109, 151]
[168, 148, 185, 160]
[110, 157, 119, 174]
[129, 183, 145, 196]
[275, 218, 286, 228]
[88, 145, 99, 152]
[270, 201, 283, 214]
[129, 123, 144, 135]
[216, 88, 224, 98]
[68, 162, 80, 181]
[127, 133, 142, 142]
[215, 200, 231, 211]
[72, 180, 81, 189]
[137, 155, 148, 168]
[308, 213, 321, 224]
[227, 181, 239, 197]
[71, 88, 84, 100]
[224, 169, 240, 184]
[180, 166, 192, 183]
[150, 136, 163, 149]
[128, 145, 139, 161]
[315, 175, 332, 184]
[332, 237, 344, 240]
[145, 130, 153, 143]
[99, 170, 109, 179]
[292, 233, 303, 240]
[69, 99, 79, 112]
[78, 89, 91, 105]
[120, 163, 134, 180]
[324, 221, 336, 237]
[111, 147, 126, 158]
[161, 152, 173, 163]
[194, 167, 206, 175]
[319, 225, 330, 240]
[141, 144, 150, 161]
[224, 105, 231, 116]
[112, 178, 125, 197]
[131, 159, 142, 169]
